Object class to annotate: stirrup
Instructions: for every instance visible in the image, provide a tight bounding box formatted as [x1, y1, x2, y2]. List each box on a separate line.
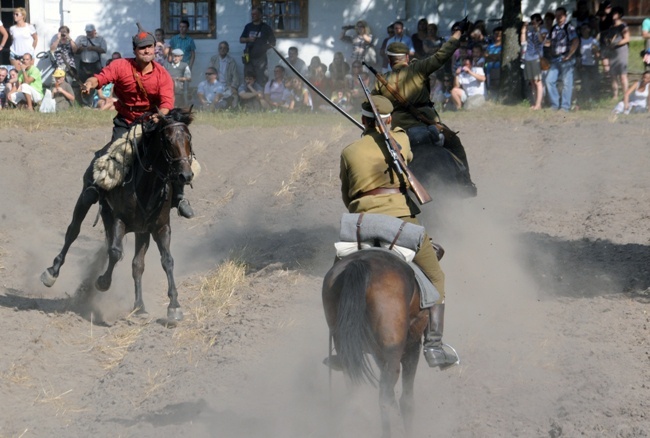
[423, 342, 460, 370]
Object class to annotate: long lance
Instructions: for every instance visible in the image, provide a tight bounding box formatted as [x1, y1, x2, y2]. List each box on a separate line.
[268, 44, 364, 130]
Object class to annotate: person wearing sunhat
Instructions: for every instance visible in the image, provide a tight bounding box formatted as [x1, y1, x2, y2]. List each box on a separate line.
[80, 24, 194, 219]
[338, 95, 457, 370]
[51, 68, 75, 111]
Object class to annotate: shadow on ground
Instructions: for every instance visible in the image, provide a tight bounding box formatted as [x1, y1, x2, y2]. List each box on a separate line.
[520, 232, 650, 302]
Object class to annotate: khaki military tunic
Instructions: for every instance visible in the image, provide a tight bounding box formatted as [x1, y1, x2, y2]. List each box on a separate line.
[340, 127, 445, 298]
[372, 37, 460, 130]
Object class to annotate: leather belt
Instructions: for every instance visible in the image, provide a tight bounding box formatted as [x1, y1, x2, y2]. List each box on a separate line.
[119, 102, 151, 112]
[355, 187, 403, 199]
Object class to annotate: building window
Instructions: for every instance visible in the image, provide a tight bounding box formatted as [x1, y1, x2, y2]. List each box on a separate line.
[258, 0, 308, 38]
[161, 0, 216, 39]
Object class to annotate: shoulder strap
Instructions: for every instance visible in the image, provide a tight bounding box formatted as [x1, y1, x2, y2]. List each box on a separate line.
[132, 65, 148, 100]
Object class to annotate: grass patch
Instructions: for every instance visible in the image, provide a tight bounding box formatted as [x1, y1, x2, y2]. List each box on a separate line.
[33, 382, 86, 416]
[173, 258, 248, 354]
[0, 107, 114, 130]
[90, 318, 149, 370]
[1, 362, 32, 386]
[629, 39, 646, 74]
[0, 107, 346, 132]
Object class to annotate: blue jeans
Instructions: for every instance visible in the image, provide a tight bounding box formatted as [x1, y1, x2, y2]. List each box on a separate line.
[546, 57, 575, 111]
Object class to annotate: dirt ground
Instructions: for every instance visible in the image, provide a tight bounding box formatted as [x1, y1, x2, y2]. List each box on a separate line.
[0, 108, 649, 438]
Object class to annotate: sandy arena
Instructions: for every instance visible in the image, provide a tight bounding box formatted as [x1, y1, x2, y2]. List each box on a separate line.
[0, 109, 649, 437]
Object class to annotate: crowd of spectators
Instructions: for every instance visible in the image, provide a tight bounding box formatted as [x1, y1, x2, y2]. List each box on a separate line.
[1, 3, 649, 114]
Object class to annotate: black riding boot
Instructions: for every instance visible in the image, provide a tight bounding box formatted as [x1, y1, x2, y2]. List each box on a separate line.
[423, 303, 460, 370]
[172, 181, 194, 219]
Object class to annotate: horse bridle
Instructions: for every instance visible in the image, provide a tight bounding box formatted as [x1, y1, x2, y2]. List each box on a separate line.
[162, 121, 194, 167]
[131, 119, 194, 183]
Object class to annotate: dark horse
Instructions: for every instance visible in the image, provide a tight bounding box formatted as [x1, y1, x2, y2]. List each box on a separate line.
[41, 108, 195, 320]
[322, 249, 429, 438]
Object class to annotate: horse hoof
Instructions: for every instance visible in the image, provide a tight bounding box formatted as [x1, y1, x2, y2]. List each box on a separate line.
[41, 269, 57, 287]
[133, 306, 149, 318]
[95, 276, 111, 292]
[167, 307, 184, 321]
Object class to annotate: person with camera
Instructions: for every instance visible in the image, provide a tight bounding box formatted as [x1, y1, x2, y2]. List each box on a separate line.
[50, 26, 77, 74]
[8, 52, 43, 111]
[75, 24, 107, 106]
[340, 20, 373, 64]
[451, 56, 486, 110]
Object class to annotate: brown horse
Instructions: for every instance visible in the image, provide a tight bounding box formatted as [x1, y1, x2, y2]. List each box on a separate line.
[41, 108, 194, 320]
[322, 249, 429, 438]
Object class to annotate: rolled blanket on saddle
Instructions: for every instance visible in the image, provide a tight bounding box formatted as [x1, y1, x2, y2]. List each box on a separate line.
[339, 213, 425, 251]
[92, 125, 201, 191]
[93, 125, 143, 191]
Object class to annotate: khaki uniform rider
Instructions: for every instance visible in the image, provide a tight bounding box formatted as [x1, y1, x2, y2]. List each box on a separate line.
[372, 32, 473, 181]
[339, 95, 459, 369]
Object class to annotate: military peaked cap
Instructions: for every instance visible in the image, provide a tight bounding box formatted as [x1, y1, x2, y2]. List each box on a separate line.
[386, 42, 409, 56]
[361, 95, 394, 118]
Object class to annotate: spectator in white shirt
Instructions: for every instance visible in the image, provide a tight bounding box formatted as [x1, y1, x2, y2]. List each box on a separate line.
[450, 57, 486, 110]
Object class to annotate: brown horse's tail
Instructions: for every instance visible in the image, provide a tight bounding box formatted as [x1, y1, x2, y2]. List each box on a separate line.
[336, 259, 378, 386]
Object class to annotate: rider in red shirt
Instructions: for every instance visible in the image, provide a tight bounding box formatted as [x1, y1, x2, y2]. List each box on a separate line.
[82, 27, 194, 218]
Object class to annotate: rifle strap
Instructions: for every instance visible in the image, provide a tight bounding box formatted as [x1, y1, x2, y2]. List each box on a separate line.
[356, 213, 364, 250]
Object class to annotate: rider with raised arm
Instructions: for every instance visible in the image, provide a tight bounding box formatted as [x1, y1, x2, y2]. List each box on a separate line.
[81, 25, 194, 218]
[371, 21, 476, 194]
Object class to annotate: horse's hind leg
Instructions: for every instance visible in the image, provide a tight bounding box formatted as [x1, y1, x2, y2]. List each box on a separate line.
[378, 351, 402, 438]
[132, 233, 151, 315]
[400, 339, 422, 437]
[95, 219, 125, 292]
[152, 224, 183, 321]
[41, 186, 99, 287]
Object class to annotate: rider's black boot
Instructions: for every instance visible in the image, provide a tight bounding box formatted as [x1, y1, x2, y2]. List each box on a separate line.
[423, 303, 460, 370]
[172, 181, 194, 219]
